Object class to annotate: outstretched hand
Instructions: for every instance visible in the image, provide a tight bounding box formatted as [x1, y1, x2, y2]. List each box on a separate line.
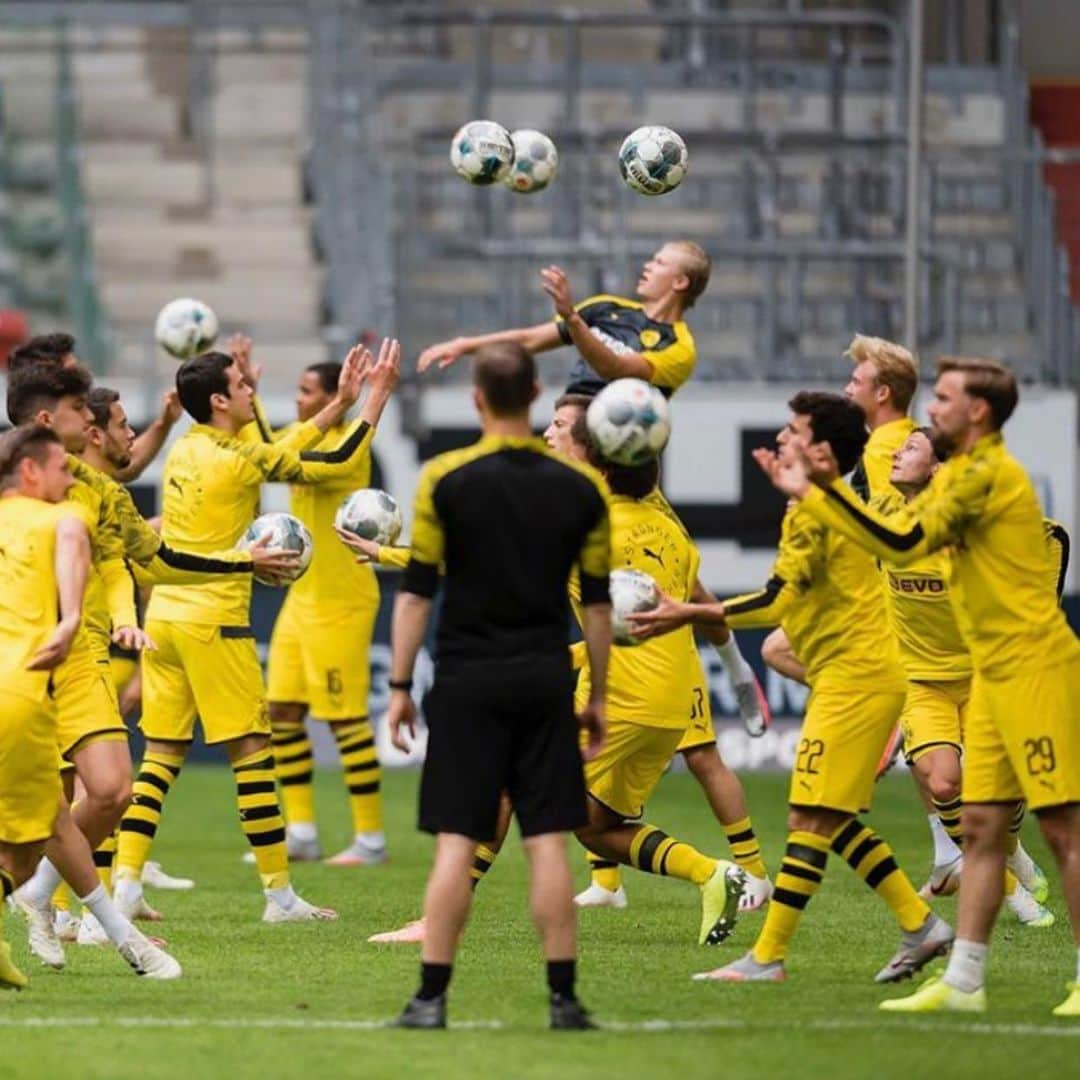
[417, 336, 469, 374]
[540, 265, 575, 319]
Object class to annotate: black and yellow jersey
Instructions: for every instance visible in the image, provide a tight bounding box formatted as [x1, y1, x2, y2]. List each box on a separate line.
[557, 294, 695, 396]
[802, 432, 1080, 680]
[850, 417, 918, 502]
[403, 434, 611, 663]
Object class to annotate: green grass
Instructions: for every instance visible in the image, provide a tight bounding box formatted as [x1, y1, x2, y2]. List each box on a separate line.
[2, 767, 1076, 1078]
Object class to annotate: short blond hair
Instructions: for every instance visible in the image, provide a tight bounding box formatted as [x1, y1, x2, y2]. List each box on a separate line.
[937, 356, 1018, 429]
[845, 334, 918, 413]
[668, 240, 711, 309]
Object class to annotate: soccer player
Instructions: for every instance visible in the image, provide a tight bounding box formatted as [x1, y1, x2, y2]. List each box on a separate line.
[879, 427, 1050, 924]
[631, 392, 952, 985]
[265, 359, 388, 867]
[7, 331, 184, 482]
[386, 342, 611, 1030]
[417, 241, 709, 396]
[761, 358, 1080, 1016]
[0, 426, 89, 989]
[113, 340, 399, 925]
[544, 393, 772, 912]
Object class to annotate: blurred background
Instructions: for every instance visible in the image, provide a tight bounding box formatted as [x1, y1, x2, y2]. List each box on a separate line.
[0, 0, 1076, 762]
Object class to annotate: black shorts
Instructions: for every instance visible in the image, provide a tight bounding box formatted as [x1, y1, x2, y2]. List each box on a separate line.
[419, 653, 588, 840]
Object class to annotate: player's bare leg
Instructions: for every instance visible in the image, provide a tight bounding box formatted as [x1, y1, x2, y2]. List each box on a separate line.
[69, 739, 133, 849]
[392, 833, 474, 1027]
[16, 797, 180, 977]
[523, 831, 594, 1029]
[1037, 804, 1080, 1016]
[0, 838, 48, 989]
[913, 748, 964, 896]
[682, 744, 772, 911]
[370, 794, 512, 944]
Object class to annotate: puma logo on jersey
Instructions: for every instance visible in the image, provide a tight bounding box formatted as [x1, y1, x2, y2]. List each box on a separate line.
[168, 477, 185, 495]
[643, 546, 665, 568]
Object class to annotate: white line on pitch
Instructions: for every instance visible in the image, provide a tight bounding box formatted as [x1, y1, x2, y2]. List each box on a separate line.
[0, 1016, 1076, 1037]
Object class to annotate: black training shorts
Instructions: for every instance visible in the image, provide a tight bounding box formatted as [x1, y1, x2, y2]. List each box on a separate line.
[418, 653, 588, 840]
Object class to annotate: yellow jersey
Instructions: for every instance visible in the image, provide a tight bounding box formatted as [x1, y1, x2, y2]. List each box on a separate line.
[279, 421, 378, 613]
[851, 416, 918, 502]
[148, 417, 375, 627]
[871, 491, 970, 682]
[803, 432, 1080, 681]
[0, 496, 87, 701]
[723, 502, 906, 693]
[574, 493, 702, 729]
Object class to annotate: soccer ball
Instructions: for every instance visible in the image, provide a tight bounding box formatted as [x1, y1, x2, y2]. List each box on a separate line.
[618, 125, 688, 196]
[586, 378, 672, 466]
[154, 297, 219, 360]
[334, 488, 403, 545]
[449, 120, 515, 186]
[503, 129, 558, 193]
[237, 512, 313, 586]
[610, 568, 660, 647]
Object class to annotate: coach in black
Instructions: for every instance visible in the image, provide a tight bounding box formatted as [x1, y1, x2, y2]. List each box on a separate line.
[386, 343, 612, 1031]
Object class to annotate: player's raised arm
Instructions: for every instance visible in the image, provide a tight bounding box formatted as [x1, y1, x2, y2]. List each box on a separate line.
[417, 322, 563, 372]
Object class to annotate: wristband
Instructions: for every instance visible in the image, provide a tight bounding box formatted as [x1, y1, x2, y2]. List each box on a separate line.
[388, 678, 413, 692]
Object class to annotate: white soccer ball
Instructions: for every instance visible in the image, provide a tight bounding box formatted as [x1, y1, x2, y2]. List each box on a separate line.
[237, 512, 313, 586]
[449, 120, 515, 186]
[586, 378, 672, 466]
[154, 297, 219, 360]
[334, 488, 403, 545]
[618, 125, 688, 196]
[610, 568, 661, 647]
[503, 129, 558, 193]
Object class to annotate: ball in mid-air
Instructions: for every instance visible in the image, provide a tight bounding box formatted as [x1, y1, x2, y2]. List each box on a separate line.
[618, 125, 688, 196]
[586, 378, 672, 466]
[449, 120, 515, 185]
[503, 129, 558, 193]
[610, 568, 661, 647]
[334, 488, 403, 546]
[238, 512, 313, 586]
[154, 297, 219, 359]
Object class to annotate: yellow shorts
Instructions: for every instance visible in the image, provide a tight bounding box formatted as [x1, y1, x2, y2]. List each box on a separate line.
[584, 719, 684, 820]
[266, 596, 376, 720]
[900, 678, 969, 764]
[790, 686, 906, 814]
[0, 692, 62, 844]
[676, 679, 716, 753]
[964, 659, 1080, 811]
[110, 654, 138, 695]
[52, 641, 126, 760]
[141, 620, 270, 745]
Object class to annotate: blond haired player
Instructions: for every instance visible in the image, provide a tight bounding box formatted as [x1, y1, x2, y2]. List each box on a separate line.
[418, 242, 709, 397]
[878, 427, 1051, 925]
[767, 358, 1080, 1017]
[113, 341, 399, 925]
[264, 358, 388, 867]
[0, 426, 89, 989]
[633, 392, 951, 985]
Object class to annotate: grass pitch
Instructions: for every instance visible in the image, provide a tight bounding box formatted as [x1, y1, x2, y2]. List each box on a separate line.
[2, 766, 1076, 1079]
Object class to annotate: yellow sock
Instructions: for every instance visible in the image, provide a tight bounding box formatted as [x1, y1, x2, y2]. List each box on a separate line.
[116, 751, 183, 882]
[271, 720, 315, 827]
[752, 830, 830, 963]
[723, 816, 769, 879]
[932, 796, 964, 846]
[587, 851, 622, 892]
[51, 882, 72, 913]
[232, 748, 289, 891]
[831, 819, 929, 933]
[333, 720, 383, 833]
[1006, 802, 1025, 856]
[628, 825, 716, 886]
[470, 843, 499, 889]
[94, 831, 118, 892]
[1004, 868, 1020, 896]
